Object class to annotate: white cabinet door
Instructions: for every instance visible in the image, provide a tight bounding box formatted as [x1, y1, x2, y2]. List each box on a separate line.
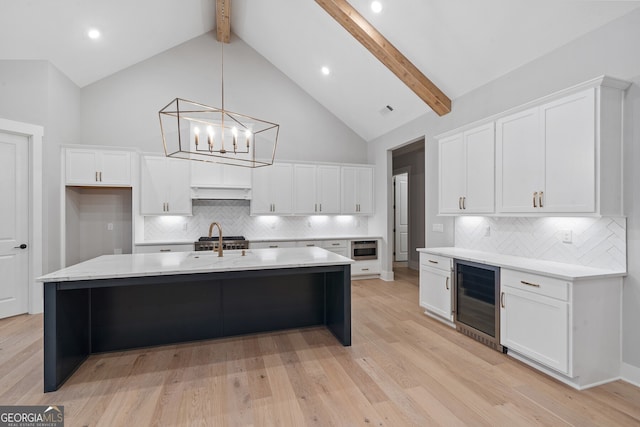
[250, 163, 293, 214]
[464, 123, 494, 213]
[191, 162, 223, 187]
[66, 148, 132, 186]
[542, 88, 595, 213]
[500, 286, 569, 374]
[222, 164, 251, 187]
[166, 159, 192, 215]
[439, 134, 465, 213]
[141, 156, 192, 215]
[419, 265, 453, 321]
[439, 123, 494, 214]
[100, 151, 132, 186]
[293, 164, 317, 214]
[317, 165, 340, 214]
[496, 107, 544, 213]
[341, 166, 374, 214]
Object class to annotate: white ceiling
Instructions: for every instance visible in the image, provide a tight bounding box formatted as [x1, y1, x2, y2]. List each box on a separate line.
[2, 0, 639, 141]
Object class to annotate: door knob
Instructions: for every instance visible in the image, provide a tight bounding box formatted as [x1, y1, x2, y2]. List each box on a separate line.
[14, 244, 27, 249]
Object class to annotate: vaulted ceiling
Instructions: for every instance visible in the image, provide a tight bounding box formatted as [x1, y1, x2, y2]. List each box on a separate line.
[1, 0, 639, 141]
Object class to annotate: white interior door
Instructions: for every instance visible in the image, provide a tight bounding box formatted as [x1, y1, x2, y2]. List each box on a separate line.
[394, 173, 409, 262]
[0, 131, 29, 319]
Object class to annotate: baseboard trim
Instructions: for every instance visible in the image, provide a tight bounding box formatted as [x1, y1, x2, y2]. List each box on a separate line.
[380, 270, 394, 281]
[622, 362, 640, 388]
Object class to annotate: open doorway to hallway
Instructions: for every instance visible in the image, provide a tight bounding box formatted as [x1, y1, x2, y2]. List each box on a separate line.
[391, 139, 425, 278]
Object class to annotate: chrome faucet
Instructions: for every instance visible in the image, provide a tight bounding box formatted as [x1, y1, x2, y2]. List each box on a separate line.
[208, 222, 224, 257]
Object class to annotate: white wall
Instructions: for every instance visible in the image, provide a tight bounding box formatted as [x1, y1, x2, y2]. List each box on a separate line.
[0, 60, 81, 273]
[368, 8, 640, 372]
[80, 32, 367, 164]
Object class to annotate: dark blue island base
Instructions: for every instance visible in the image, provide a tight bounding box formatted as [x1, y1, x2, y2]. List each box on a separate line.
[43, 264, 351, 392]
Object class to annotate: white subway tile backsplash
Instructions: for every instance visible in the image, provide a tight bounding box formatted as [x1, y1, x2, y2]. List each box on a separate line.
[454, 216, 626, 271]
[144, 200, 368, 241]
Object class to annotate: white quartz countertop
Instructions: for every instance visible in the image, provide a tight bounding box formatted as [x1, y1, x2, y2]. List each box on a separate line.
[417, 247, 626, 280]
[38, 247, 354, 283]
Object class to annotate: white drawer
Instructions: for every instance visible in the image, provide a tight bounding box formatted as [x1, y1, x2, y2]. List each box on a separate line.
[501, 269, 569, 301]
[250, 241, 296, 249]
[321, 240, 348, 249]
[135, 243, 194, 253]
[420, 253, 452, 272]
[297, 240, 319, 248]
[352, 259, 380, 276]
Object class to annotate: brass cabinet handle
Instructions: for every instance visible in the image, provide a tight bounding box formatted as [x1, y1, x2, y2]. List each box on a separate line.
[315, 203, 317, 212]
[520, 280, 541, 288]
[458, 197, 462, 210]
[428, 259, 438, 264]
[446, 276, 450, 290]
[99, 171, 102, 182]
[539, 191, 544, 208]
[501, 292, 505, 308]
[533, 191, 538, 208]
[319, 203, 322, 212]
[95, 171, 99, 182]
[269, 245, 278, 248]
[332, 243, 340, 246]
[159, 249, 171, 252]
[362, 268, 369, 271]
[462, 196, 466, 210]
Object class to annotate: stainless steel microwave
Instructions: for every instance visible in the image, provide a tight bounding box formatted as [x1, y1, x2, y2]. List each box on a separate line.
[351, 240, 378, 260]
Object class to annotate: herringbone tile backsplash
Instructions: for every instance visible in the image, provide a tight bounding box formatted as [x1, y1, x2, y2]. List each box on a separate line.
[455, 216, 626, 271]
[144, 200, 369, 241]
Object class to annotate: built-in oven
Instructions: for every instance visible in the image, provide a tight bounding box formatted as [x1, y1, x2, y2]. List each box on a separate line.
[351, 240, 378, 260]
[454, 259, 504, 352]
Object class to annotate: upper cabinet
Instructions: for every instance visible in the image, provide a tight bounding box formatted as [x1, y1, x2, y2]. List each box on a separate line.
[293, 164, 341, 214]
[439, 122, 495, 214]
[341, 166, 374, 215]
[140, 155, 192, 215]
[496, 89, 597, 214]
[65, 148, 132, 186]
[251, 163, 293, 215]
[191, 161, 251, 188]
[438, 76, 629, 217]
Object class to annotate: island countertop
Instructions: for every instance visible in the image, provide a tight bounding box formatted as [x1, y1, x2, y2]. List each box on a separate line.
[38, 247, 354, 283]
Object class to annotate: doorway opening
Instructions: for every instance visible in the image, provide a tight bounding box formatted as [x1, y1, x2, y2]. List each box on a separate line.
[391, 139, 425, 280]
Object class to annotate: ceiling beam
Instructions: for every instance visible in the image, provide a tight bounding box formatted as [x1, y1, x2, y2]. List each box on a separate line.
[216, 0, 231, 43]
[315, 0, 451, 116]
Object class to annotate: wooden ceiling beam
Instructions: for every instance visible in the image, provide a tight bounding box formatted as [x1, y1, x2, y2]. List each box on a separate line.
[216, 0, 231, 43]
[315, 0, 451, 116]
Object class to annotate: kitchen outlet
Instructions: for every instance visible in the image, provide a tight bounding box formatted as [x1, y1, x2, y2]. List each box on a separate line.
[107, 222, 114, 231]
[484, 226, 491, 237]
[432, 223, 444, 233]
[561, 229, 573, 244]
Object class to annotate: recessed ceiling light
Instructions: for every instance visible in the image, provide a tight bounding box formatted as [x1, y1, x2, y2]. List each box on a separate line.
[371, 1, 382, 13]
[87, 29, 101, 40]
[321, 66, 331, 76]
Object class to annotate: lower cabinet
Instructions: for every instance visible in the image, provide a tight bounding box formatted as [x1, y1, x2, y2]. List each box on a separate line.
[418, 254, 453, 323]
[500, 268, 622, 389]
[135, 243, 195, 253]
[500, 272, 570, 374]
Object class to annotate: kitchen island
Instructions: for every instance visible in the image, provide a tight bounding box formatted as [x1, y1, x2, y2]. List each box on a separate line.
[38, 247, 353, 392]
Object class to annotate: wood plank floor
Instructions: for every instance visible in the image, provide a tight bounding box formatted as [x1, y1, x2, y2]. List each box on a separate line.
[2, 268, 640, 426]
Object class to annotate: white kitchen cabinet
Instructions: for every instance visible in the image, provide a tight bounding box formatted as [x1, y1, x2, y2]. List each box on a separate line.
[496, 83, 625, 215]
[134, 243, 194, 253]
[65, 148, 132, 186]
[321, 239, 348, 257]
[351, 259, 380, 277]
[500, 272, 569, 374]
[140, 155, 192, 215]
[439, 123, 494, 214]
[251, 163, 293, 214]
[249, 241, 296, 249]
[418, 253, 453, 323]
[500, 268, 622, 389]
[341, 166, 374, 215]
[191, 161, 251, 188]
[293, 164, 341, 214]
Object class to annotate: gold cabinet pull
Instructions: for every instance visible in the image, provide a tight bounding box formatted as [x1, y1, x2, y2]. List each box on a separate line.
[539, 191, 544, 208]
[520, 280, 540, 288]
[428, 259, 439, 264]
[500, 292, 505, 308]
[533, 191, 538, 208]
[446, 276, 450, 290]
[458, 197, 462, 210]
[462, 196, 466, 210]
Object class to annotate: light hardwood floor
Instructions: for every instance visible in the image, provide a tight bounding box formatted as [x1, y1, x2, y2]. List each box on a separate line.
[2, 270, 640, 426]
